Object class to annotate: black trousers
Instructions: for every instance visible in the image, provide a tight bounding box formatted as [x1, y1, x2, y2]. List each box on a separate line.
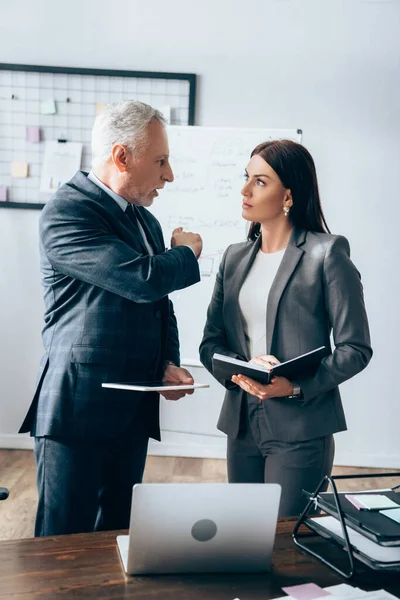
[227, 398, 335, 517]
[34, 417, 149, 537]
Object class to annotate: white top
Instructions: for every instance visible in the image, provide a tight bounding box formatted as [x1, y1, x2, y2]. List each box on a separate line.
[238, 248, 285, 359]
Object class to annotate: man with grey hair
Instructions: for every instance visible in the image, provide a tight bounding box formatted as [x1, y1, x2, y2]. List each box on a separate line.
[20, 100, 202, 536]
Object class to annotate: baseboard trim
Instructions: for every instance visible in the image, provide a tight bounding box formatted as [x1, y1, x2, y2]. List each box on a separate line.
[0, 434, 33, 450]
[1, 434, 398, 468]
[334, 452, 400, 470]
[0, 432, 227, 458]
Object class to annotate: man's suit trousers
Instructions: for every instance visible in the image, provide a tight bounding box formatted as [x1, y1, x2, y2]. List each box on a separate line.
[34, 412, 149, 537]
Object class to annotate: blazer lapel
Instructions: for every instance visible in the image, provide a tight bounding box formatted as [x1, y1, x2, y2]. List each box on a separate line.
[227, 237, 261, 360]
[266, 228, 306, 353]
[72, 172, 154, 255]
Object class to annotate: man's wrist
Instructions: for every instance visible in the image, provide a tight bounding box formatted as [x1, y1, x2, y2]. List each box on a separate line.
[163, 360, 177, 371]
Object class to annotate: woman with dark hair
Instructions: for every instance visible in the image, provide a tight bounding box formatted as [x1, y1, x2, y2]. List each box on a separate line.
[199, 139, 372, 517]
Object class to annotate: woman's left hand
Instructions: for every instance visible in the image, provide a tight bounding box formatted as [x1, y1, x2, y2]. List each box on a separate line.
[231, 374, 294, 401]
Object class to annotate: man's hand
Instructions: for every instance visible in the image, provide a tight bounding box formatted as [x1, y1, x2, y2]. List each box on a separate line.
[171, 227, 203, 258]
[161, 364, 195, 401]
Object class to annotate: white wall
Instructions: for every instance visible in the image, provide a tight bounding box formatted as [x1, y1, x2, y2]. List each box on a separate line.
[1, 0, 399, 467]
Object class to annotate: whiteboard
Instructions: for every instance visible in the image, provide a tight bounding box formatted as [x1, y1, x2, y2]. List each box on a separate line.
[150, 126, 302, 364]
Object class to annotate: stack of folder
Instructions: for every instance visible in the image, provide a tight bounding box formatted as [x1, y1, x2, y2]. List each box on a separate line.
[293, 474, 400, 577]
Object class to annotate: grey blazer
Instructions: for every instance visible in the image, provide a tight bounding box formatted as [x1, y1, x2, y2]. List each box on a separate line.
[199, 228, 372, 442]
[19, 171, 200, 441]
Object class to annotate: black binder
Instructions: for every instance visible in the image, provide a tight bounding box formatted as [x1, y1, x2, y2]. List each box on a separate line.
[212, 346, 329, 385]
[316, 489, 400, 546]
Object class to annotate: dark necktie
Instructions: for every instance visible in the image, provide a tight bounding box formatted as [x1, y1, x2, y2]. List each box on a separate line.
[125, 204, 154, 255]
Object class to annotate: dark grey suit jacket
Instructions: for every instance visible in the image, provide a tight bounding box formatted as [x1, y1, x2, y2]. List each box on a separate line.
[199, 228, 372, 442]
[20, 171, 200, 441]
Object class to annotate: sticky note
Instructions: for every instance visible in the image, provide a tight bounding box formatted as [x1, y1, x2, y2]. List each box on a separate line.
[380, 507, 400, 523]
[282, 583, 331, 600]
[345, 494, 399, 511]
[40, 100, 57, 115]
[0, 186, 7, 201]
[26, 126, 40, 143]
[11, 161, 29, 178]
[96, 103, 105, 115]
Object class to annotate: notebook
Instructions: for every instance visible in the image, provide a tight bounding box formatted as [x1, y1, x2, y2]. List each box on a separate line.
[212, 346, 328, 385]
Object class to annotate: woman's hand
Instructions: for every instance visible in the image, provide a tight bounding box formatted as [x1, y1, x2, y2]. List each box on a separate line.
[231, 374, 294, 401]
[249, 354, 280, 371]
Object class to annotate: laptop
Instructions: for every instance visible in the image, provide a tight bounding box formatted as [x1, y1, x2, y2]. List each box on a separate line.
[116, 483, 281, 575]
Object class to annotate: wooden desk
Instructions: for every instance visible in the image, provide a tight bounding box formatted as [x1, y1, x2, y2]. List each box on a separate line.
[0, 519, 398, 600]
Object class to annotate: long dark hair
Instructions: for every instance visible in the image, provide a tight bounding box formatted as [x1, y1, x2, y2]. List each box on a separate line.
[247, 139, 330, 240]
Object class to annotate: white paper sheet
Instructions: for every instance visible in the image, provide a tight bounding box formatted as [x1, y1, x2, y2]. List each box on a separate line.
[40, 141, 82, 193]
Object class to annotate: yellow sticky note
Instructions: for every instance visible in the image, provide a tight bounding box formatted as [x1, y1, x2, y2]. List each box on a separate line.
[96, 103, 105, 115]
[11, 161, 29, 178]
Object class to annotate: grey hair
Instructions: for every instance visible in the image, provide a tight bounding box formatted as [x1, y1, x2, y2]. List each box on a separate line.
[91, 100, 166, 165]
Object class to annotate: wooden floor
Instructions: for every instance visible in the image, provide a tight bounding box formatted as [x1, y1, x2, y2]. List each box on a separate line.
[0, 449, 398, 541]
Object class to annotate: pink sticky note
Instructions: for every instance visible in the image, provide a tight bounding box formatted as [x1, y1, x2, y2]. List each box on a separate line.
[345, 494, 365, 510]
[26, 126, 40, 143]
[0, 186, 7, 201]
[282, 583, 331, 600]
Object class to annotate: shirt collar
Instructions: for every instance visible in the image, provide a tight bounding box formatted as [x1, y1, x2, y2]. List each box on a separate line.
[88, 171, 129, 212]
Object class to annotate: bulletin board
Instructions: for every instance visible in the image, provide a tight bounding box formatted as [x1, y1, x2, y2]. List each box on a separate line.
[0, 63, 197, 210]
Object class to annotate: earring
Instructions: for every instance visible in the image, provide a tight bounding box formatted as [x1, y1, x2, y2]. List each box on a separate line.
[283, 206, 290, 216]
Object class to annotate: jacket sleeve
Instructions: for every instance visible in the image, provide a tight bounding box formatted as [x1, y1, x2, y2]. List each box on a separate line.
[199, 247, 243, 389]
[40, 196, 200, 304]
[297, 235, 373, 402]
[162, 300, 181, 369]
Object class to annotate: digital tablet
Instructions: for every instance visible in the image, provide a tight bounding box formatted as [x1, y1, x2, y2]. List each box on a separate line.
[102, 381, 209, 392]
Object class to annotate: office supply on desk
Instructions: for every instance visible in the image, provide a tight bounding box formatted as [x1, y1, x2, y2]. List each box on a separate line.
[102, 381, 209, 392]
[282, 583, 331, 600]
[293, 472, 400, 580]
[212, 346, 328, 385]
[380, 509, 400, 524]
[309, 516, 400, 570]
[345, 495, 399, 512]
[316, 490, 400, 546]
[278, 584, 399, 600]
[117, 483, 281, 574]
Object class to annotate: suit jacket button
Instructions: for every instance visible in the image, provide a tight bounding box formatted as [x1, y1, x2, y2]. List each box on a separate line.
[155, 310, 162, 319]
